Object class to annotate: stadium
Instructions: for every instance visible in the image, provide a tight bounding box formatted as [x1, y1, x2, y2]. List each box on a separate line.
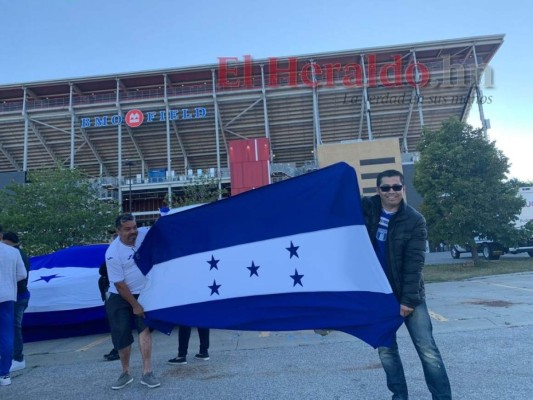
[0, 34, 503, 221]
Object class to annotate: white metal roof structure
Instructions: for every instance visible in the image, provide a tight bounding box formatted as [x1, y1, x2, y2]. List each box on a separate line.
[0, 34, 503, 210]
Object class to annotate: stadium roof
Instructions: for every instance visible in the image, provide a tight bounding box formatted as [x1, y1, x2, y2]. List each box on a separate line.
[0, 34, 504, 179]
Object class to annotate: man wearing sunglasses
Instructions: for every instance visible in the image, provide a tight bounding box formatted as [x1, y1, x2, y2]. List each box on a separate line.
[362, 170, 451, 400]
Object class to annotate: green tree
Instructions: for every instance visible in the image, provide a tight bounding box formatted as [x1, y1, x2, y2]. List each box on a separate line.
[413, 118, 525, 262]
[175, 176, 226, 207]
[0, 166, 119, 255]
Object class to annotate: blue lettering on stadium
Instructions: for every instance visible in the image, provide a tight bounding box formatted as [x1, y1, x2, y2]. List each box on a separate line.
[80, 107, 207, 128]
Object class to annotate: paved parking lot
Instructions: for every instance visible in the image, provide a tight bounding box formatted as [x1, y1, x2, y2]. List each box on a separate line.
[2, 271, 533, 399]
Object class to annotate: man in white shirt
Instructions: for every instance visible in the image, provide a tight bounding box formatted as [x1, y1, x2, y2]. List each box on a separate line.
[104, 214, 160, 390]
[0, 225, 27, 387]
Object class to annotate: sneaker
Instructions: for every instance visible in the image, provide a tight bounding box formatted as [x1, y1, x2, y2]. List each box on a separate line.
[140, 372, 160, 388]
[195, 353, 210, 360]
[167, 356, 187, 365]
[104, 349, 120, 361]
[111, 372, 133, 390]
[0, 375, 11, 386]
[10, 359, 26, 372]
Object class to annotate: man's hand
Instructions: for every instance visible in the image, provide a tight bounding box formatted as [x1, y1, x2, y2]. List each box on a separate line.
[400, 304, 414, 318]
[132, 304, 145, 319]
[116, 281, 145, 318]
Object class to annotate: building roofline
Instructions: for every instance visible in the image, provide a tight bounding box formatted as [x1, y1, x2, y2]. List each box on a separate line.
[0, 34, 505, 89]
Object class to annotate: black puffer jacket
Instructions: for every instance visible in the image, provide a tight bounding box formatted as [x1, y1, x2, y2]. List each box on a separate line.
[362, 195, 426, 308]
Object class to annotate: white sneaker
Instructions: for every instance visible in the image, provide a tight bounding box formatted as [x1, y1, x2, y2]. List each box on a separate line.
[0, 375, 11, 386]
[10, 359, 26, 372]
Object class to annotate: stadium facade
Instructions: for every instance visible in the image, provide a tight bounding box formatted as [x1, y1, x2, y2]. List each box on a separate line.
[0, 34, 503, 221]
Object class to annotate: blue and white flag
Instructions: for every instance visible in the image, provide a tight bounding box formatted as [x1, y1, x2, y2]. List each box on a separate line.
[24, 244, 109, 341]
[136, 162, 403, 348]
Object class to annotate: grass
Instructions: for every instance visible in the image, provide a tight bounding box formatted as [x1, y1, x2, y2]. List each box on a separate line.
[424, 257, 533, 282]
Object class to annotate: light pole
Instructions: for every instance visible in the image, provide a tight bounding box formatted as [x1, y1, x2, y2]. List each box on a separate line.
[124, 160, 134, 212]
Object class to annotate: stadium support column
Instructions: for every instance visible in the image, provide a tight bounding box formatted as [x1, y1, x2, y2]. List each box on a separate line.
[116, 79, 123, 210]
[69, 83, 75, 169]
[402, 50, 426, 153]
[22, 87, 29, 172]
[164, 74, 172, 202]
[310, 60, 322, 165]
[211, 69, 222, 199]
[412, 50, 425, 128]
[260, 64, 273, 162]
[360, 56, 373, 141]
[472, 45, 488, 138]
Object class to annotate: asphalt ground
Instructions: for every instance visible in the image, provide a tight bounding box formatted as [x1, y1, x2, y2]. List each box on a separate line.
[2, 255, 533, 399]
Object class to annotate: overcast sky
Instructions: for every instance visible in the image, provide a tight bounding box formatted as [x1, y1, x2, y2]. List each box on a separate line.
[1, 0, 531, 181]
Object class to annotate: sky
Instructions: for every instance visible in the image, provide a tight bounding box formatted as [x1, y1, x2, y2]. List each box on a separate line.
[1, 0, 531, 181]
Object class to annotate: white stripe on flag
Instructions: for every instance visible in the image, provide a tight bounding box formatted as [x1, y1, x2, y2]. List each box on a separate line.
[140, 225, 392, 312]
[27, 267, 101, 312]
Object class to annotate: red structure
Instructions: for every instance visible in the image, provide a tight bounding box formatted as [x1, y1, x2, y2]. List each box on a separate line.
[229, 138, 271, 195]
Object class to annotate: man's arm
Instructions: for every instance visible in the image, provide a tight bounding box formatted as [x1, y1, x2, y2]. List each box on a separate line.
[114, 281, 145, 318]
[15, 251, 27, 282]
[400, 213, 427, 309]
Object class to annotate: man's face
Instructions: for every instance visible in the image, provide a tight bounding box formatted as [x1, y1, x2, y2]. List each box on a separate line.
[378, 176, 404, 211]
[117, 220, 138, 246]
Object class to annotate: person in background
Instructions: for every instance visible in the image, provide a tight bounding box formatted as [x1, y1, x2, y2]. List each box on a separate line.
[2, 232, 31, 372]
[362, 170, 452, 400]
[98, 261, 119, 361]
[167, 326, 210, 365]
[0, 224, 27, 386]
[105, 214, 160, 390]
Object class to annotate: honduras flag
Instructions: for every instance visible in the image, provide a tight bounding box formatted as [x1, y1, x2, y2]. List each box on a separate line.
[23, 244, 109, 341]
[136, 162, 403, 348]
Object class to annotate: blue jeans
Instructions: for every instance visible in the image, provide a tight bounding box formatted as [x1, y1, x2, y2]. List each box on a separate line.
[378, 301, 451, 400]
[0, 301, 15, 376]
[13, 297, 29, 362]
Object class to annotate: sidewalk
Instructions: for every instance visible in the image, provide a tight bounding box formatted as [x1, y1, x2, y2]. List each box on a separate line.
[3, 272, 533, 399]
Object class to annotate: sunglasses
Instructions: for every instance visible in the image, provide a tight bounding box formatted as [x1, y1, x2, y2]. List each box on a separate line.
[379, 185, 403, 192]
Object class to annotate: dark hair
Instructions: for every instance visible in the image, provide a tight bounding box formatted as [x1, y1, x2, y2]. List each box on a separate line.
[3, 231, 20, 245]
[376, 169, 404, 187]
[115, 213, 135, 228]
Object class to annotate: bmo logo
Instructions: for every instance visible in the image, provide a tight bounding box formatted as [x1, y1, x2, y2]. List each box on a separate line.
[80, 107, 208, 128]
[125, 109, 144, 127]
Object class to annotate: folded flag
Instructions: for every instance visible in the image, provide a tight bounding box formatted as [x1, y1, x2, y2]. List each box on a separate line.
[24, 244, 109, 341]
[136, 162, 403, 348]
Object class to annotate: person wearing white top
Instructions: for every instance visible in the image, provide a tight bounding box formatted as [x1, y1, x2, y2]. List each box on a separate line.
[0, 226, 27, 387]
[104, 214, 160, 390]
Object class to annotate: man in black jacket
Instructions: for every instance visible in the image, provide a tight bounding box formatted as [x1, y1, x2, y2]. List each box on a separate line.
[362, 169, 451, 400]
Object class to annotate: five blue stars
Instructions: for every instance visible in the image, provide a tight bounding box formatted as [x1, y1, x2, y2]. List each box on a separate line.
[205, 240, 304, 294]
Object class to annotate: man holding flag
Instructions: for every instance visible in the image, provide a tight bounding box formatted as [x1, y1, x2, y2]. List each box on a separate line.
[105, 214, 160, 390]
[362, 170, 452, 400]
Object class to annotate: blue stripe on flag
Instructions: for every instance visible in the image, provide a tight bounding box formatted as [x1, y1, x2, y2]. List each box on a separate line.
[30, 244, 108, 270]
[145, 291, 400, 348]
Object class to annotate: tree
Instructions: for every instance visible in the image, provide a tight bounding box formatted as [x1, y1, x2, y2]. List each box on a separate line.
[175, 176, 226, 207]
[0, 166, 119, 256]
[413, 118, 525, 262]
